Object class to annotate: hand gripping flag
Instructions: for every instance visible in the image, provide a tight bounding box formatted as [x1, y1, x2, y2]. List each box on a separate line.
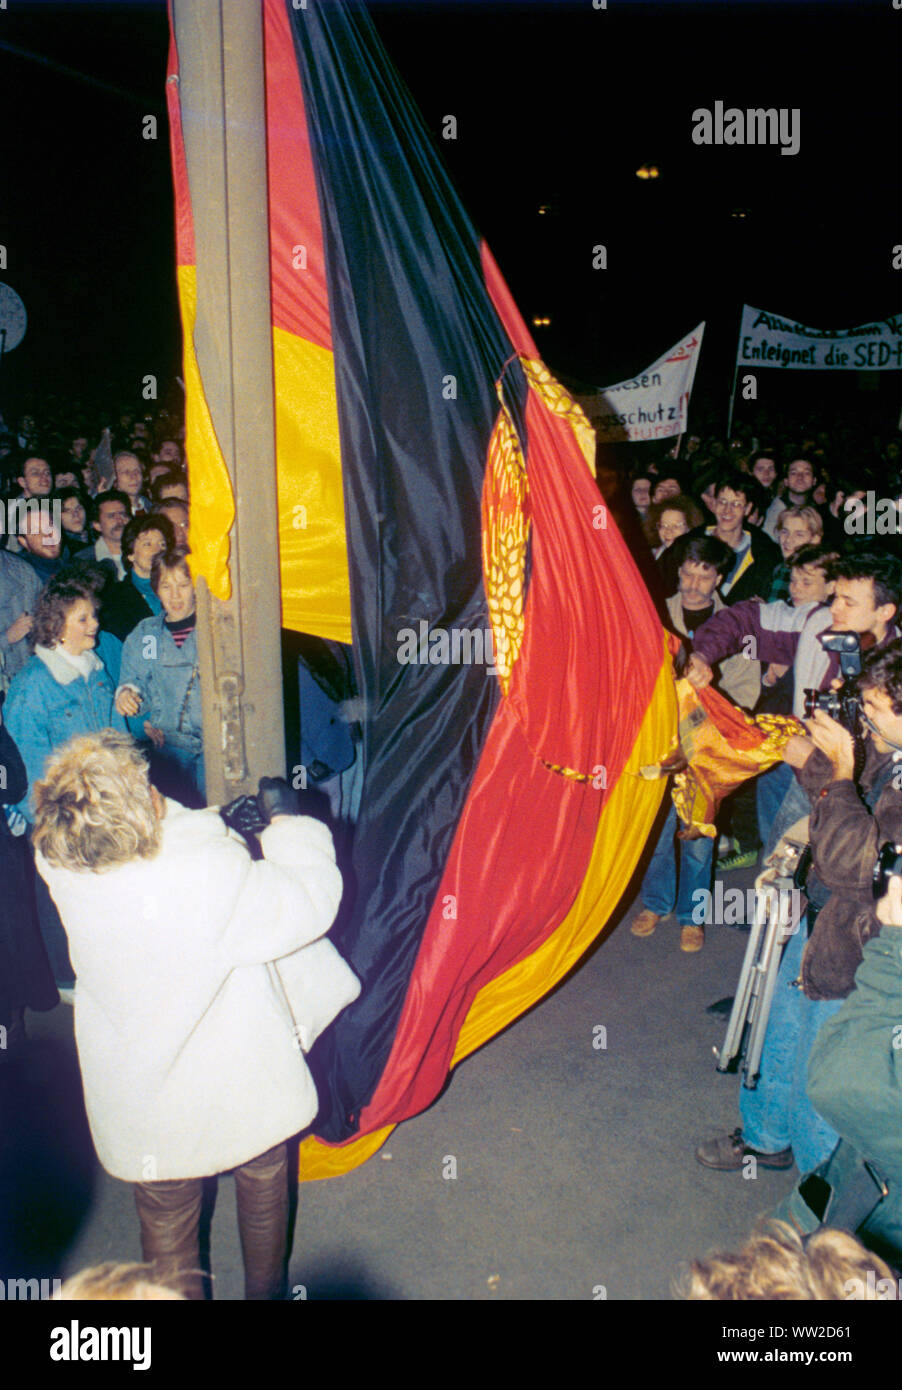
[166, 0, 678, 1178]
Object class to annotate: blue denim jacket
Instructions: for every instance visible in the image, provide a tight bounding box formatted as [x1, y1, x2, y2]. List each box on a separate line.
[117, 614, 202, 753]
[4, 645, 126, 821]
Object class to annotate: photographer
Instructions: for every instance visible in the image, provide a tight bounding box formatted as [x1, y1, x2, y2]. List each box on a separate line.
[687, 550, 902, 854]
[32, 730, 359, 1299]
[696, 641, 902, 1177]
[774, 857, 902, 1257]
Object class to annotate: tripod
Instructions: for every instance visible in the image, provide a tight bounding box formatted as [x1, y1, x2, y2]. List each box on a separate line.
[714, 821, 809, 1086]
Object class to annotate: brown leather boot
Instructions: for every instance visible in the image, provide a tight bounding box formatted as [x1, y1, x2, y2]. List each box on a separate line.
[133, 1177, 206, 1300]
[234, 1143, 290, 1301]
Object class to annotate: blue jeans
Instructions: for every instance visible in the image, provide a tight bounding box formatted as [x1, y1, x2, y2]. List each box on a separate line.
[739, 915, 842, 1174]
[641, 802, 714, 927]
[756, 761, 794, 853]
[763, 771, 810, 859]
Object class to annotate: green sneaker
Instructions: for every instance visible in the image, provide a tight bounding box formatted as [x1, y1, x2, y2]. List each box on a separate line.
[717, 846, 759, 872]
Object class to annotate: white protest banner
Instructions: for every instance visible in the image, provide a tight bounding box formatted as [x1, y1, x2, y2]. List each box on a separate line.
[576, 324, 704, 442]
[737, 305, 902, 371]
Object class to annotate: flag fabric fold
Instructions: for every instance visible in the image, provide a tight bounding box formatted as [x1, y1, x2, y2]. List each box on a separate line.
[166, 0, 677, 1181]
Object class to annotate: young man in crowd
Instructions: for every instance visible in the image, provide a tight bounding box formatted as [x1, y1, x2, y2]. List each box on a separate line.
[749, 450, 778, 497]
[7, 454, 55, 554]
[631, 535, 760, 953]
[768, 506, 824, 602]
[661, 472, 781, 606]
[151, 471, 189, 505]
[112, 451, 151, 515]
[76, 491, 131, 584]
[15, 453, 53, 500]
[696, 641, 902, 1177]
[762, 455, 823, 541]
[16, 507, 66, 585]
[154, 497, 190, 549]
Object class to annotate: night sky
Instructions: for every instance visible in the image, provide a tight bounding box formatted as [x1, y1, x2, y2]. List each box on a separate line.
[1, 0, 899, 424]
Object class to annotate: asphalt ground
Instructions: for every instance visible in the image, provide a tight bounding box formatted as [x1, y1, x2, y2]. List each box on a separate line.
[0, 853, 802, 1303]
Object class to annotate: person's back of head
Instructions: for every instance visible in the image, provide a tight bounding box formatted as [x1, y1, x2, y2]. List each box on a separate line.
[678, 1221, 896, 1300]
[53, 1261, 187, 1301]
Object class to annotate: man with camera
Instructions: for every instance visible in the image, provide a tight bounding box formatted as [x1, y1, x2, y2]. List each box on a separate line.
[789, 857, 902, 1256]
[686, 551, 902, 855]
[695, 640, 902, 1175]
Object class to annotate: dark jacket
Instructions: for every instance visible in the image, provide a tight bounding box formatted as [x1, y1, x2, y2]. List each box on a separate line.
[0, 722, 57, 1021]
[807, 929, 902, 1187]
[101, 573, 156, 642]
[797, 742, 902, 1000]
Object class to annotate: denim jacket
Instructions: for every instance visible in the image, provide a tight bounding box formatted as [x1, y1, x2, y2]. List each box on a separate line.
[4, 645, 126, 821]
[117, 614, 202, 754]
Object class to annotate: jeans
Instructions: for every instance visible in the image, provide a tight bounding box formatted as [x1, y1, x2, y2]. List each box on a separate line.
[739, 916, 842, 1174]
[756, 761, 794, 854]
[149, 745, 206, 809]
[762, 769, 810, 860]
[641, 802, 714, 927]
[133, 1141, 290, 1301]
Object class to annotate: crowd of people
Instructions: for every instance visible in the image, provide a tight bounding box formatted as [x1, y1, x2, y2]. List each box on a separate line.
[620, 403, 902, 1270]
[0, 404, 202, 1011]
[3, 388, 902, 1302]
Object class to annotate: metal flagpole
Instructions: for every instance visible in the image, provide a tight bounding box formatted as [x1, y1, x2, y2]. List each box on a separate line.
[170, 0, 286, 803]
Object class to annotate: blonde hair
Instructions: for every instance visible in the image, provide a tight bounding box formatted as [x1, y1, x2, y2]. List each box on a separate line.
[777, 505, 823, 541]
[33, 730, 162, 872]
[53, 1262, 187, 1301]
[677, 1221, 896, 1301]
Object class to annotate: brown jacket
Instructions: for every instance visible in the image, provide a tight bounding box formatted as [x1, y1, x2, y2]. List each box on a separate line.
[798, 742, 902, 1000]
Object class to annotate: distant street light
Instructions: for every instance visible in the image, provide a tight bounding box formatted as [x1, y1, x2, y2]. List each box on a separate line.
[635, 164, 660, 180]
[531, 316, 551, 327]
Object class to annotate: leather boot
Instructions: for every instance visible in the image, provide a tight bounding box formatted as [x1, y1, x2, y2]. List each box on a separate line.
[133, 1177, 206, 1300]
[234, 1143, 290, 1300]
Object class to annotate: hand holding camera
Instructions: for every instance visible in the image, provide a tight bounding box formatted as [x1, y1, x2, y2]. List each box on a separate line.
[804, 708, 856, 782]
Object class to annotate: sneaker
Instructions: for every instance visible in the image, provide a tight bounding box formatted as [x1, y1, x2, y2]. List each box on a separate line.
[695, 1127, 793, 1171]
[631, 908, 661, 938]
[717, 846, 759, 873]
[680, 924, 705, 952]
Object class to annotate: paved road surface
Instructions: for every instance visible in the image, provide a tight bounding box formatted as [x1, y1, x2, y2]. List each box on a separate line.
[0, 858, 800, 1300]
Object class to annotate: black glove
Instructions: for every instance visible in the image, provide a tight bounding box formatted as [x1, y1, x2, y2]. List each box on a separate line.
[219, 794, 269, 839]
[257, 776, 301, 824]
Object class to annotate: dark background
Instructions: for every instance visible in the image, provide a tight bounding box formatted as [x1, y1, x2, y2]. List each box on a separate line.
[0, 0, 899, 425]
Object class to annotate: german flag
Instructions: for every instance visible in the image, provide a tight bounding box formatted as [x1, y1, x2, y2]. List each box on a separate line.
[166, 0, 676, 1179]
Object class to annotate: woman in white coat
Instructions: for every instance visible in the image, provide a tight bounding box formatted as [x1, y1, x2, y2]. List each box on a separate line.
[32, 730, 359, 1300]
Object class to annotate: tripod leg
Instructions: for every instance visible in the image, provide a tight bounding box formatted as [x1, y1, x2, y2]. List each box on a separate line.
[715, 886, 772, 1072]
[743, 893, 803, 1087]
